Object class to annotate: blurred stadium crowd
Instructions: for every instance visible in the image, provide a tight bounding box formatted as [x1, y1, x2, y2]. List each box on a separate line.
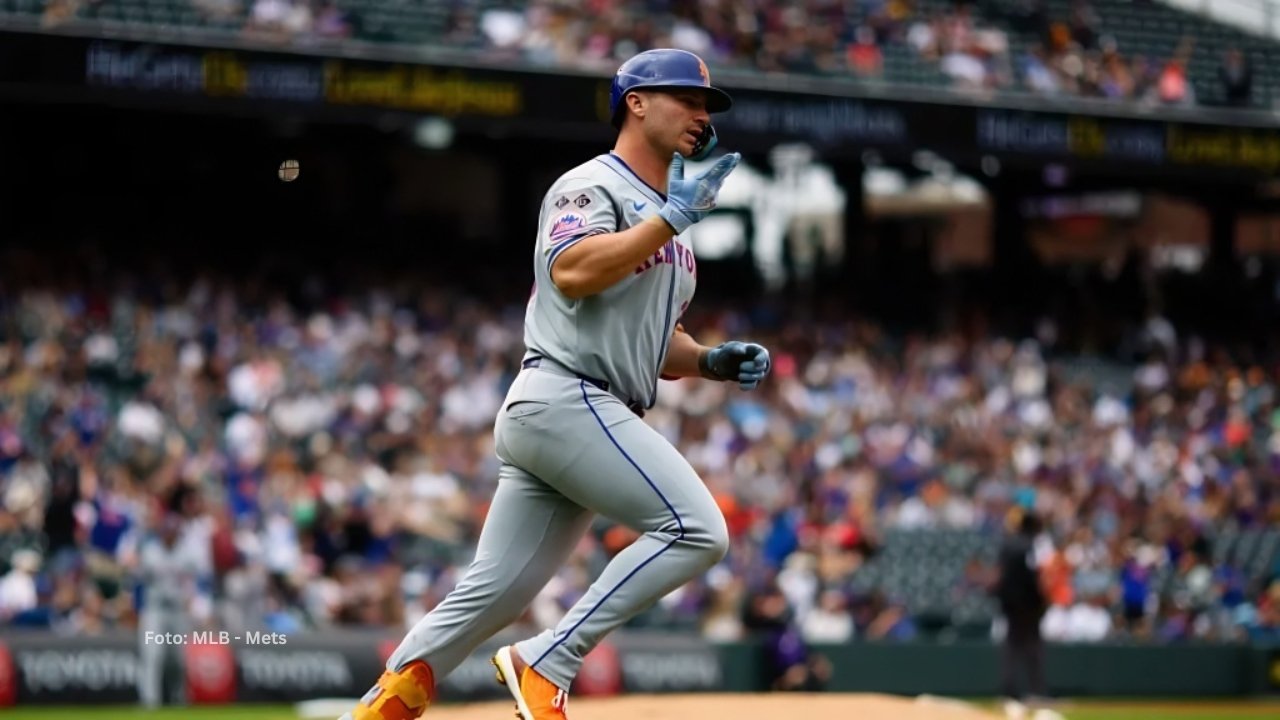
[0, 248, 1278, 649]
[13, 0, 1263, 107]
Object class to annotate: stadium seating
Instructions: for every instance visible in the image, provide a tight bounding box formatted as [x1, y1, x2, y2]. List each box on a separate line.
[1, 0, 1274, 106]
[1211, 524, 1280, 584]
[851, 528, 1002, 634]
[1041, 0, 1279, 106]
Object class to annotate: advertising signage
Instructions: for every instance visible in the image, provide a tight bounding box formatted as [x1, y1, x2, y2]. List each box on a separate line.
[3, 30, 1280, 178]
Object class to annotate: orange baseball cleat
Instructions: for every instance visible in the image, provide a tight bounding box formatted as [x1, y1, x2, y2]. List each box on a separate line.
[491, 646, 569, 719]
[341, 660, 436, 720]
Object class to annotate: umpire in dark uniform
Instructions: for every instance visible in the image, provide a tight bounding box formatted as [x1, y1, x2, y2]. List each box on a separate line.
[995, 510, 1047, 702]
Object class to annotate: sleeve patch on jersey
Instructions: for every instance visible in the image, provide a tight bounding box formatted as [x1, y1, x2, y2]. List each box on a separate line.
[574, 193, 592, 208]
[548, 211, 588, 245]
[554, 196, 570, 209]
[546, 227, 605, 264]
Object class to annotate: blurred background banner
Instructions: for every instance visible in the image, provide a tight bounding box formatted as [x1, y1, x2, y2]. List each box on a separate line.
[6, 29, 1280, 176]
[0, 629, 716, 704]
[1, 630, 1276, 704]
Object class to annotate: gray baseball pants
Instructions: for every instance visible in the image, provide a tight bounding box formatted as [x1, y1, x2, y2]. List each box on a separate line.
[386, 362, 729, 691]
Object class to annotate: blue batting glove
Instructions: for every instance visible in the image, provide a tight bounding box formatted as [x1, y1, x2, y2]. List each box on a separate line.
[702, 341, 771, 390]
[658, 152, 740, 235]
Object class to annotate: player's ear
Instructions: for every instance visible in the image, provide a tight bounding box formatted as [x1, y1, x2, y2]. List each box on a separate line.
[625, 90, 648, 123]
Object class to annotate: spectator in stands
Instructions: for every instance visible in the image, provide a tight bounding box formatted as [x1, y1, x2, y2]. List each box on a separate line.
[0, 495, 41, 575]
[848, 25, 884, 78]
[1156, 57, 1193, 106]
[443, 4, 484, 52]
[1218, 48, 1253, 108]
[1021, 44, 1060, 95]
[1118, 546, 1154, 637]
[745, 577, 832, 692]
[801, 589, 855, 643]
[906, 12, 941, 60]
[40, 0, 82, 27]
[1068, 0, 1100, 51]
[245, 0, 292, 39]
[0, 549, 40, 624]
[1243, 580, 1280, 641]
[1128, 54, 1157, 100]
[1098, 44, 1134, 100]
[1155, 37, 1196, 106]
[855, 590, 918, 641]
[192, 0, 243, 25]
[314, 2, 353, 39]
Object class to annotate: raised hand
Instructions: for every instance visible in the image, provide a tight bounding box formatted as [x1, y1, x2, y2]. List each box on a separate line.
[658, 151, 741, 235]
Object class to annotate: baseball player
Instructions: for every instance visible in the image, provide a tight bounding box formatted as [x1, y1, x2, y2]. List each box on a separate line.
[134, 513, 207, 707]
[343, 48, 770, 720]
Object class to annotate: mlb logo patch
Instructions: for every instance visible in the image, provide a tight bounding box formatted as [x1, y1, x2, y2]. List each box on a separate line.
[548, 211, 587, 245]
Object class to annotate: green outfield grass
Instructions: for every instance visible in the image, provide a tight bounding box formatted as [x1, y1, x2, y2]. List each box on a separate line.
[1058, 704, 1280, 720]
[1067, 714, 1257, 720]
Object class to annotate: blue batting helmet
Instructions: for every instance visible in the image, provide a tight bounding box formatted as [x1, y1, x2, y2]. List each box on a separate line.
[609, 49, 733, 128]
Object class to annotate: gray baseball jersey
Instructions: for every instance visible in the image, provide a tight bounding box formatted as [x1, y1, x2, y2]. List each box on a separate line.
[373, 152, 730, 710]
[136, 533, 205, 708]
[523, 152, 698, 409]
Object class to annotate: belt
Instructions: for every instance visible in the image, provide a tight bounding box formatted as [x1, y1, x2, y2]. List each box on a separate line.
[521, 356, 645, 418]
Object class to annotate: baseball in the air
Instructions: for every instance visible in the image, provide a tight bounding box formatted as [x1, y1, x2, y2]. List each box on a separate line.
[278, 159, 300, 182]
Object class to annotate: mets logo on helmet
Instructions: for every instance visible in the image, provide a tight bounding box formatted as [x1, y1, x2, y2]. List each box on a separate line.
[697, 58, 709, 84]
